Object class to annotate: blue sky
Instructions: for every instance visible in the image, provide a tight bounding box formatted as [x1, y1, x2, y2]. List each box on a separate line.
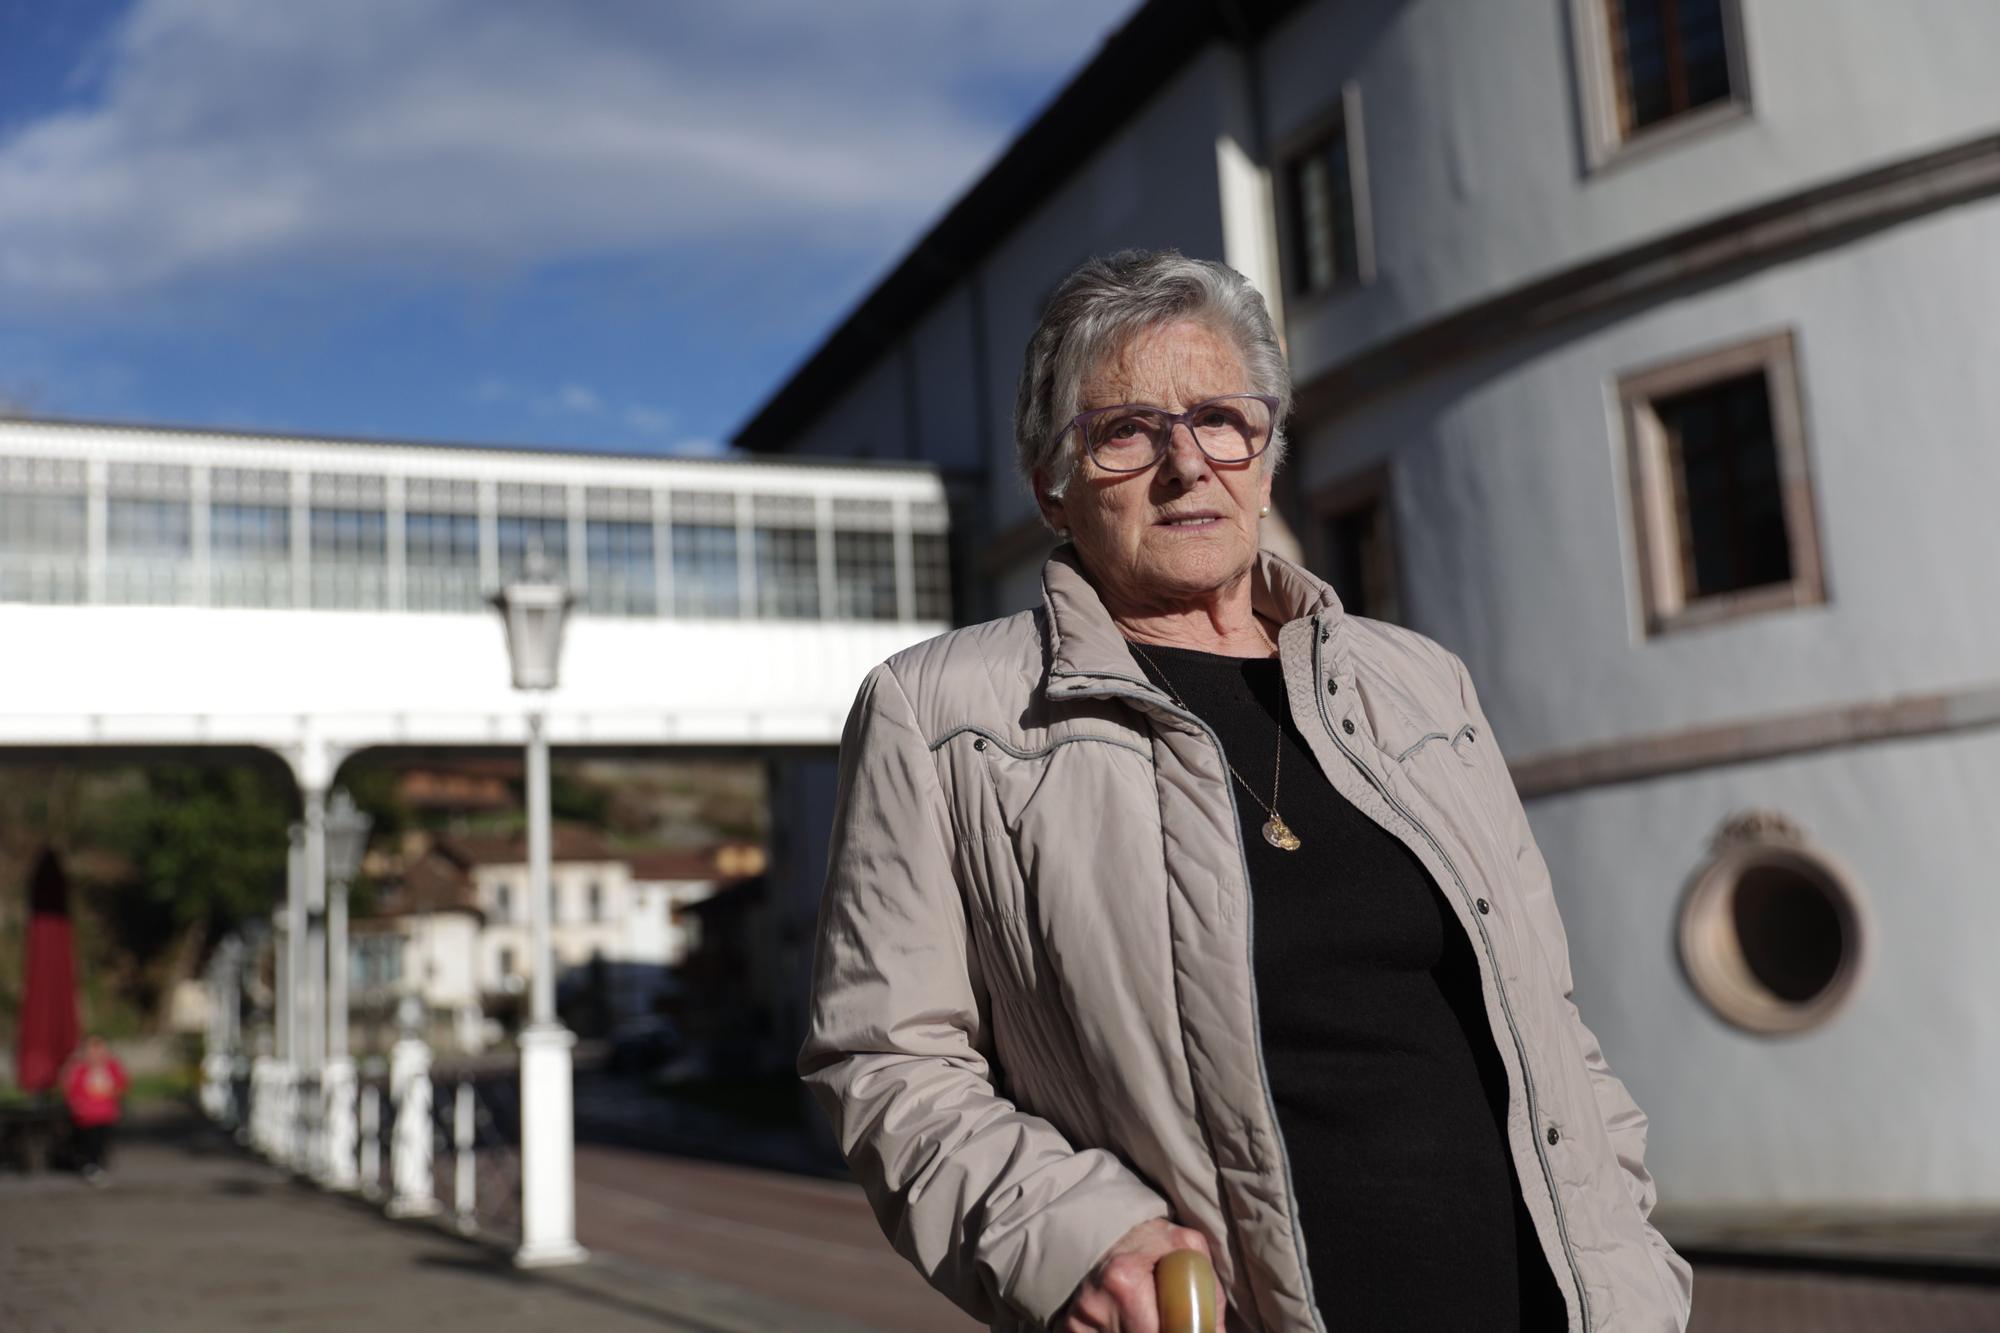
[0, 0, 1136, 454]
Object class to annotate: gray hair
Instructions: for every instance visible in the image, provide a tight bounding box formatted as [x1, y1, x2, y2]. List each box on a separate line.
[1013, 249, 1292, 508]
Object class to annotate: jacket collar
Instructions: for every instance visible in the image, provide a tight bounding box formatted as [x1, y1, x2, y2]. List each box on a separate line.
[1039, 543, 1345, 698]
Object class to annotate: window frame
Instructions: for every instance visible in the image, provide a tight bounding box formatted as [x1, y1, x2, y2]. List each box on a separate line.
[1677, 810, 1869, 1036]
[1569, 0, 1752, 172]
[1618, 329, 1826, 637]
[1308, 463, 1402, 626]
[670, 519, 742, 619]
[831, 527, 899, 621]
[1273, 79, 1375, 309]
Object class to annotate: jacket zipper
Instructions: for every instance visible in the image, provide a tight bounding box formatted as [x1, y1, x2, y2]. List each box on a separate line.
[1309, 626, 1593, 1333]
[1051, 672, 1328, 1333]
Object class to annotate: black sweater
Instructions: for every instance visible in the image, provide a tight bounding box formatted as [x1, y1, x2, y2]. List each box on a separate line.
[1128, 642, 1565, 1330]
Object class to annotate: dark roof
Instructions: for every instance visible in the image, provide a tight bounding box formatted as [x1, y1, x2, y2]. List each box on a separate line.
[628, 843, 767, 882]
[363, 850, 479, 920]
[624, 849, 714, 881]
[682, 875, 767, 920]
[731, 0, 1304, 453]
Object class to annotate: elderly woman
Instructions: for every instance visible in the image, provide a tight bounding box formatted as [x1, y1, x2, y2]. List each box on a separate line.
[800, 251, 1691, 1333]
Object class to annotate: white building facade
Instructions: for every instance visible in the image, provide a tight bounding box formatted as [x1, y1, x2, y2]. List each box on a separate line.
[736, 0, 2000, 1208]
[348, 835, 757, 1046]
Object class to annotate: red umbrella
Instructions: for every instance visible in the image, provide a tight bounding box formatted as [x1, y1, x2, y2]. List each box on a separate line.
[15, 848, 80, 1093]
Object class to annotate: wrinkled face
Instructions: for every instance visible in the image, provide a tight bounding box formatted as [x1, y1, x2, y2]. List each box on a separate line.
[1038, 319, 1273, 617]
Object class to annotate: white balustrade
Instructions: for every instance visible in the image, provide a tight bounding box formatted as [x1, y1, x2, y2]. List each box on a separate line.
[453, 1081, 476, 1234]
[386, 1002, 438, 1218]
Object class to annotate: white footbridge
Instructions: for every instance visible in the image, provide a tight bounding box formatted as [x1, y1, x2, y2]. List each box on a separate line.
[0, 417, 951, 788]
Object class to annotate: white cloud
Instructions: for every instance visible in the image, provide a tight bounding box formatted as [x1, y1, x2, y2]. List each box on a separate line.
[0, 0, 1138, 301]
[465, 374, 676, 436]
[622, 404, 674, 436]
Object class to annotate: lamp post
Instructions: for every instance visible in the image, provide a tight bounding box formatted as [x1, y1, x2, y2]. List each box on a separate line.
[321, 788, 372, 1188]
[491, 549, 587, 1267]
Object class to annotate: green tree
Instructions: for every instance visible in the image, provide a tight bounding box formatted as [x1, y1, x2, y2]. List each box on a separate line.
[91, 762, 291, 1018]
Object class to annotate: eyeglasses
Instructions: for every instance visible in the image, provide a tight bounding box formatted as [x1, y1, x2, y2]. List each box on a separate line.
[1063, 393, 1279, 474]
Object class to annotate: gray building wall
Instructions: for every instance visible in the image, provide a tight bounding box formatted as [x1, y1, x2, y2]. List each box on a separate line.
[1265, 0, 2000, 385]
[1307, 192, 2000, 754]
[751, 0, 2000, 1207]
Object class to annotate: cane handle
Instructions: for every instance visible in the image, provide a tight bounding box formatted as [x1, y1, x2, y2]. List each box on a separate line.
[1155, 1248, 1218, 1333]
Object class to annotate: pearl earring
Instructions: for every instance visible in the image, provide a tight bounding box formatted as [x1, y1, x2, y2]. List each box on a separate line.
[1259, 506, 1269, 517]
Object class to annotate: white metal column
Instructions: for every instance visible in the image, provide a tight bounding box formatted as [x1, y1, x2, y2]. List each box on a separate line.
[515, 707, 586, 1267]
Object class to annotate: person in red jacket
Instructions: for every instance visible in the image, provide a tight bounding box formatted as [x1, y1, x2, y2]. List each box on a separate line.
[63, 1035, 128, 1185]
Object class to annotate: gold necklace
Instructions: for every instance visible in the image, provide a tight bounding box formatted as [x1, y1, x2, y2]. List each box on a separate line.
[1127, 637, 1302, 852]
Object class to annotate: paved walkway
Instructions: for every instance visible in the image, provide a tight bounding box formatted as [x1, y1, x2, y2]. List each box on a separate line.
[9, 1106, 2000, 1332]
[0, 1110, 870, 1333]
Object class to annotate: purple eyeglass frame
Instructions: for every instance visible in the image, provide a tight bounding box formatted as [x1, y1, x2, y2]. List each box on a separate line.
[1062, 393, 1281, 473]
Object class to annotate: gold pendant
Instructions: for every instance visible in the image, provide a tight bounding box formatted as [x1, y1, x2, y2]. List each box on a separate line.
[1262, 815, 1301, 851]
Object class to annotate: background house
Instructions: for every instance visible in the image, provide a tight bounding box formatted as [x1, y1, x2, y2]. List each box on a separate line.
[348, 826, 764, 1051]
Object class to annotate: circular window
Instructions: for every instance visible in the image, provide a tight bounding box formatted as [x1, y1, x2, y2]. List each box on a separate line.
[1677, 812, 1868, 1035]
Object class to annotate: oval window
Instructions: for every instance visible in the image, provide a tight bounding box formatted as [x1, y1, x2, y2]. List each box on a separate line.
[1678, 813, 1867, 1035]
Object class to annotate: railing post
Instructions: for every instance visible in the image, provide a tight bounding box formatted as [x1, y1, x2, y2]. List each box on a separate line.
[454, 1080, 476, 1234]
[360, 1083, 382, 1201]
[386, 998, 439, 1218]
[248, 1055, 270, 1155]
[322, 1057, 358, 1190]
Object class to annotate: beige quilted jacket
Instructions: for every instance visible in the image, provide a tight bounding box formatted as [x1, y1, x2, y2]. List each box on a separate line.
[800, 546, 1693, 1331]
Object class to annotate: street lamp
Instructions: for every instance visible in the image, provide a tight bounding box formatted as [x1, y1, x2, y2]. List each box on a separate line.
[491, 548, 587, 1267]
[321, 787, 372, 1189]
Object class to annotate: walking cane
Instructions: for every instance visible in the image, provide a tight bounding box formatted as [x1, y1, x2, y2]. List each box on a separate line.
[1156, 1249, 1219, 1333]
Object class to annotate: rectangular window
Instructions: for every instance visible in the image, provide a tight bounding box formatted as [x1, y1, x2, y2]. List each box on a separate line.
[1656, 373, 1790, 598]
[910, 532, 952, 623]
[755, 525, 819, 619]
[497, 514, 567, 581]
[671, 522, 739, 617]
[309, 506, 388, 609]
[211, 502, 293, 608]
[1620, 330, 1824, 634]
[108, 498, 191, 554]
[1573, 0, 1747, 165]
[497, 482, 569, 582]
[586, 519, 656, 616]
[1288, 129, 1357, 296]
[105, 463, 193, 605]
[588, 883, 603, 923]
[212, 503, 291, 554]
[498, 946, 515, 979]
[1313, 469, 1401, 625]
[404, 510, 481, 612]
[356, 935, 403, 989]
[833, 529, 897, 620]
[1607, 0, 1732, 137]
[1279, 84, 1371, 300]
[209, 467, 293, 607]
[0, 456, 87, 604]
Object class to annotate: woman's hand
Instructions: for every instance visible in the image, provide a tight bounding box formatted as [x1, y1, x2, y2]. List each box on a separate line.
[1057, 1218, 1224, 1332]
